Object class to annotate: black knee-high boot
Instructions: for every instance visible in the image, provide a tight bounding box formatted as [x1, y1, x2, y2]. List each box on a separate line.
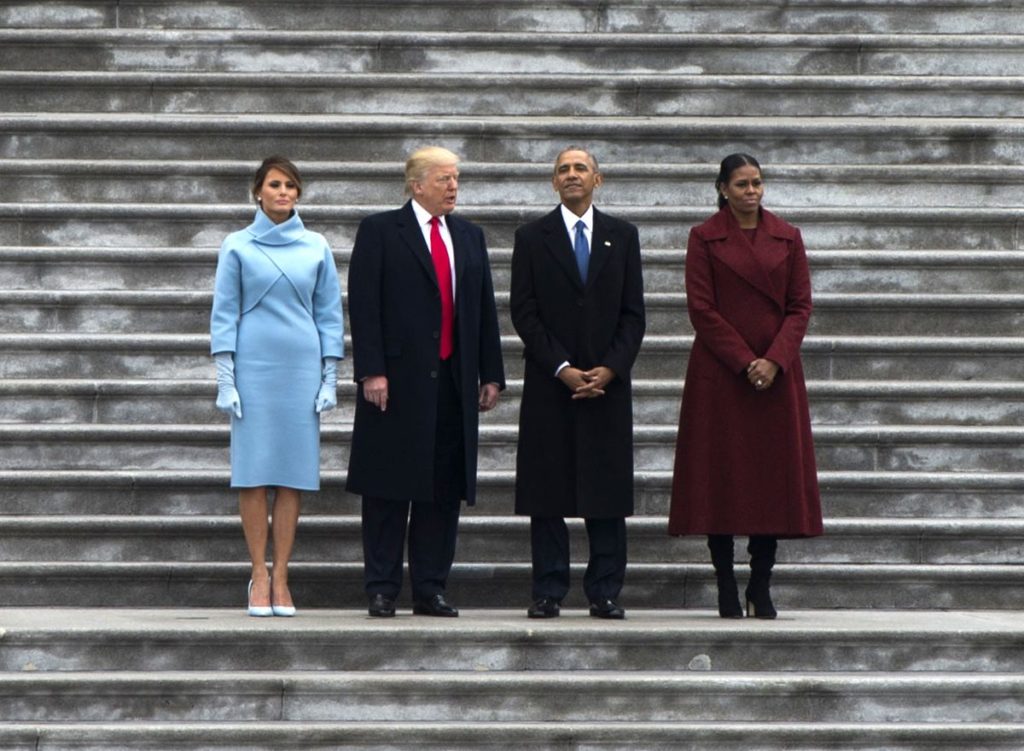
[746, 535, 778, 619]
[707, 535, 743, 618]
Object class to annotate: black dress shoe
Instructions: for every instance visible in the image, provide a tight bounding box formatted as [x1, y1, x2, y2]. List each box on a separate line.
[412, 593, 459, 617]
[368, 593, 396, 618]
[527, 597, 561, 619]
[589, 598, 625, 620]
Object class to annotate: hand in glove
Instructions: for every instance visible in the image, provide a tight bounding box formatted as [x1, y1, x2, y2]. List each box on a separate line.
[214, 352, 243, 419]
[315, 356, 339, 414]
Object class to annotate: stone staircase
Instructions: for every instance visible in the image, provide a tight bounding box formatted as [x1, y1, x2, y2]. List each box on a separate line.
[1, 0, 1024, 748]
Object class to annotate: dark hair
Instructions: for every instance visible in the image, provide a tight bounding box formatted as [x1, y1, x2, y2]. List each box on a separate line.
[715, 153, 762, 209]
[553, 145, 600, 174]
[252, 155, 303, 201]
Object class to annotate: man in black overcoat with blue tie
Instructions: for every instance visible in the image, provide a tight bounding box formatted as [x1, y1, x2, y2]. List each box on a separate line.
[510, 147, 646, 619]
[347, 146, 505, 618]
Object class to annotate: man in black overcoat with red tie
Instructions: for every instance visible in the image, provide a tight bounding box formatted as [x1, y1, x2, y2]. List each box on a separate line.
[510, 147, 646, 619]
[346, 146, 505, 618]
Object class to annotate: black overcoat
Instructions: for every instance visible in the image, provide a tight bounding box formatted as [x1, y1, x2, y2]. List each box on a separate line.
[345, 201, 505, 505]
[510, 206, 645, 518]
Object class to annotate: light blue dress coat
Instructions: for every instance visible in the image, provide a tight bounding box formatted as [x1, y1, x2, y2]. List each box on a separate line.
[210, 209, 344, 490]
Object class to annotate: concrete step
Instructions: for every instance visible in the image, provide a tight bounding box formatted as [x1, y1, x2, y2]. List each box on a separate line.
[0, 721, 1022, 751]
[5, 245, 1024, 297]
[6, 422, 1024, 474]
[7, 378, 1024, 427]
[2, 608, 1022, 673]
[0, 559, 1021, 609]
[4, 201, 1024, 251]
[1, 515, 1020, 566]
[3, 668, 1024, 722]
[8, 160, 1024, 210]
[6, 289, 1024, 337]
[8, 0, 1024, 34]
[4, 29, 1024, 76]
[8, 71, 1024, 118]
[4, 333, 1024, 381]
[3, 468, 1023, 519]
[5, 114, 1024, 170]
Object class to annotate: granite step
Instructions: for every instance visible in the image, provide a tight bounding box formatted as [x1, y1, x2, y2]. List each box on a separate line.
[5, 289, 1024, 337]
[1, 515, 1020, 565]
[4, 201, 1024, 251]
[5, 114, 1024, 169]
[4, 333, 1024, 380]
[0, 720, 1021, 751]
[6, 378, 1024, 427]
[8, 0, 1024, 34]
[5, 422, 1024, 474]
[1, 608, 1021, 673]
[5, 245, 1024, 296]
[7, 160, 1024, 209]
[4, 29, 1024, 76]
[0, 559, 1020, 609]
[3, 669, 1024, 722]
[8, 71, 1024, 118]
[3, 468, 1022, 519]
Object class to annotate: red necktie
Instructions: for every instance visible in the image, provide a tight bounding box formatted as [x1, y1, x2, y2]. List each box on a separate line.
[429, 216, 454, 360]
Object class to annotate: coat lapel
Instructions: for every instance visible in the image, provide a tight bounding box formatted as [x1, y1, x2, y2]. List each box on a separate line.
[397, 200, 439, 286]
[587, 208, 616, 287]
[706, 208, 785, 309]
[541, 206, 585, 290]
[449, 215, 469, 310]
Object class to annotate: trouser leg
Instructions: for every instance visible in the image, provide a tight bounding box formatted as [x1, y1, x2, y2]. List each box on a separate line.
[582, 516, 627, 602]
[361, 496, 409, 599]
[530, 516, 571, 601]
[408, 495, 462, 601]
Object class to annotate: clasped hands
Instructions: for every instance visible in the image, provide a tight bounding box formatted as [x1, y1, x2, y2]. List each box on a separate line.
[559, 365, 615, 399]
[362, 375, 500, 413]
[747, 358, 779, 391]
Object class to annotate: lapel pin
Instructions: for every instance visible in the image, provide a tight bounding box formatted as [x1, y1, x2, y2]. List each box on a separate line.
[604, 241, 611, 246]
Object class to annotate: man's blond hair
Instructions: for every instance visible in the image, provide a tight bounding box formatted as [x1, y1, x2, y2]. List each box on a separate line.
[405, 146, 460, 195]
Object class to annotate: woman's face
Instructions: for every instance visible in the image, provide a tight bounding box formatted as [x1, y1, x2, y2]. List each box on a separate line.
[256, 167, 299, 224]
[721, 164, 764, 220]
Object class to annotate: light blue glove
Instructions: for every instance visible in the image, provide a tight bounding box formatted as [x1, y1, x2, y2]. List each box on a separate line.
[315, 357, 338, 413]
[214, 352, 242, 419]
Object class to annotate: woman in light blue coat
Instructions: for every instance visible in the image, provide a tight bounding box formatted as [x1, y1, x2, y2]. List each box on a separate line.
[210, 156, 344, 617]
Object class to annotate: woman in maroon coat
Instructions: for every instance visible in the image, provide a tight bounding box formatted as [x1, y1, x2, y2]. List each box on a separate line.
[669, 154, 823, 619]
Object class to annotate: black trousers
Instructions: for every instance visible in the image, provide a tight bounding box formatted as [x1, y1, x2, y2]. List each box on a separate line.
[530, 516, 627, 602]
[361, 358, 465, 601]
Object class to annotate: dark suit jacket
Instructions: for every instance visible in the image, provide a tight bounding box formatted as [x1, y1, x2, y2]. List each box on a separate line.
[346, 201, 505, 505]
[510, 206, 645, 518]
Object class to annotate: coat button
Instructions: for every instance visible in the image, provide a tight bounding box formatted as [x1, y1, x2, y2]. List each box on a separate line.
[430, 370, 438, 378]
[433, 331, 439, 339]
[576, 299, 584, 307]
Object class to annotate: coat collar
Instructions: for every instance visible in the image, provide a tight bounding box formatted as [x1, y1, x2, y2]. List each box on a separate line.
[700, 207, 792, 309]
[541, 206, 585, 289]
[699, 206, 796, 242]
[246, 208, 306, 246]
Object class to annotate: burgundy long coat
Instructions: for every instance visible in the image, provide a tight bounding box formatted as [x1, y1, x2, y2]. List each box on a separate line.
[668, 207, 823, 538]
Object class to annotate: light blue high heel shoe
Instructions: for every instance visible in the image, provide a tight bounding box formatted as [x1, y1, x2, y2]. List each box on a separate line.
[272, 602, 296, 617]
[247, 579, 273, 617]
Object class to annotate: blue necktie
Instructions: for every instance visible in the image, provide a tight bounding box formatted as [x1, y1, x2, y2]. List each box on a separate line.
[573, 219, 589, 283]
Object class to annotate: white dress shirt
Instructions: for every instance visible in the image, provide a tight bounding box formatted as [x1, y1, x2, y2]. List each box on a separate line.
[412, 198, 456, 299]
[554, 203, 596, 375]
[560, 203, 594, 253]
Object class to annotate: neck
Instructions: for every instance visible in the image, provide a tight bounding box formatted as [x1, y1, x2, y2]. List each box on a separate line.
[562, 199, 591, 217]
[729, 206, 758, 229]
